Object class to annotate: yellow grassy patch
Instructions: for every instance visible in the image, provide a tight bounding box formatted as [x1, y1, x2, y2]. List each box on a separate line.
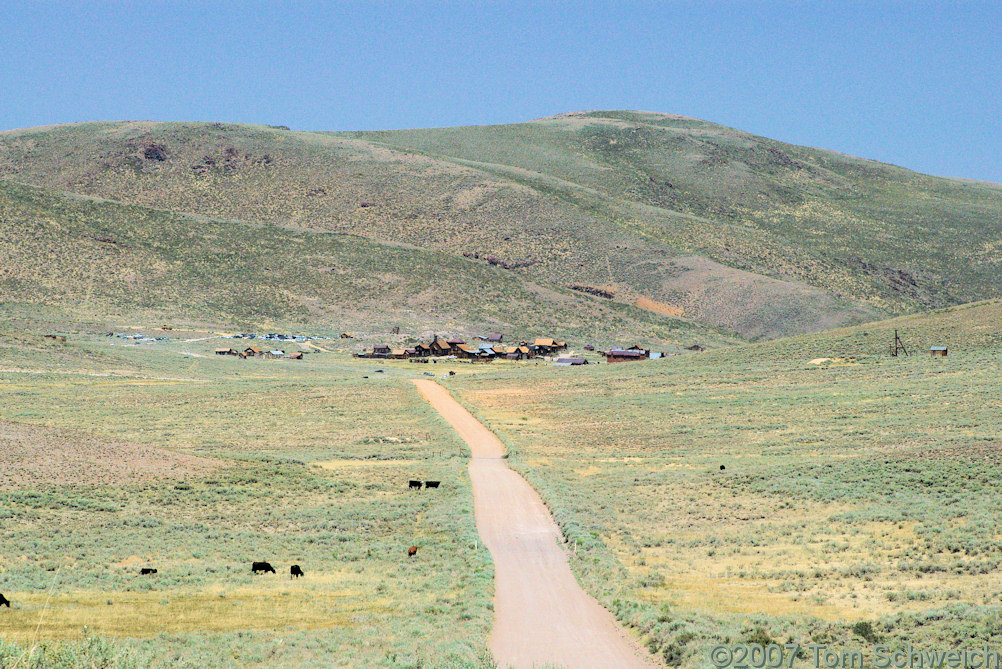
[0, 583, 402, 643]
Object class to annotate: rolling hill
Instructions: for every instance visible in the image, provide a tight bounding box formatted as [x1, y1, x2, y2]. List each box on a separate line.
[0, 179, 726, 346]
[1, 111, 1000, 340]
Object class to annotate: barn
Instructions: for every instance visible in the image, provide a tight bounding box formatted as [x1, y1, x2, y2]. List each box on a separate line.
[606, 349, 646, 363]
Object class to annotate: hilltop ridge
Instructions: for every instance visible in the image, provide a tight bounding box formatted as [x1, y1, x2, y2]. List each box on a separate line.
[1, 111, 1000, 340]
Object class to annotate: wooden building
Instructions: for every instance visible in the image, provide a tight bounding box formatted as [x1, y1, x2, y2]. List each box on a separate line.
[430, 338, 453, 356]
[606, 348, 646, 363]
[554, 358, 588, 366]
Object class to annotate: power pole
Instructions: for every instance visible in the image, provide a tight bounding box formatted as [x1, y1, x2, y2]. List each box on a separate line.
[891, 329, 909, 357]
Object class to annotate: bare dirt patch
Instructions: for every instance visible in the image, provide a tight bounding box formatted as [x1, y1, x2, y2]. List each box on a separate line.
[0, 421, 220, 487]
[633, 295, 684, 317]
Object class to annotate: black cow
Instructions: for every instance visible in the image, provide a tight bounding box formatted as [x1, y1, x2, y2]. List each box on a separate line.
[424, 480, 441, 489]
[0, 593, 9, 608]
[408, 480, 422, 490]
[252, 561, 276, 574]
[140, 568, 158, 575]
[719, 465, 726, 471]
[291, 565, 304, 579]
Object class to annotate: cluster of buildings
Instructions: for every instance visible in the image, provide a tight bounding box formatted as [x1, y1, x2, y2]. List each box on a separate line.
[357, 335, 676, 364]
[357, 335, 568, 361]
[216, 346, 305, 360]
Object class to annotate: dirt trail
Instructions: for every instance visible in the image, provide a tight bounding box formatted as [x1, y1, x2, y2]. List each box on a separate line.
[413, 380, 658, 669]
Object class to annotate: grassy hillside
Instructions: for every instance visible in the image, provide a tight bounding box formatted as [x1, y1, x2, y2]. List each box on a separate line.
[3, 112, 999, 339]
[745, 297, 1002, 361]
[0, 179, 730, 346]
[444, 301, 1002, 667]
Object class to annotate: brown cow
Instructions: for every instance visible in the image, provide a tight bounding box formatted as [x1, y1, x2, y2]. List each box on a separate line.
[408, 545, 419, 558]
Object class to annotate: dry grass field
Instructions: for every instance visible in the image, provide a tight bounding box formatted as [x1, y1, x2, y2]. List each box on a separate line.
[444, 300, 1002, 666]
[2, 300, 1000, 667]
[0, 332, 495, 668]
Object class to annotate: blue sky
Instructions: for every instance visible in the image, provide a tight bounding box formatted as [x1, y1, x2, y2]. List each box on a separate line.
[2, 1, 1000, 181]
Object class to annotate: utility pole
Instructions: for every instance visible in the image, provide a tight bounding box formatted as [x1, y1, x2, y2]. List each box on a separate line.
[891, 329, 909, 357]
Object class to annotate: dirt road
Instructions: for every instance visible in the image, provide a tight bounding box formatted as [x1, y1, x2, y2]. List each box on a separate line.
[413, 380, 658, 669]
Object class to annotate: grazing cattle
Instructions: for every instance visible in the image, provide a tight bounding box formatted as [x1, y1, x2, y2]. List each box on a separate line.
[408, 545, 419, 558]
[424, 480, 441, 489]
[251, 561, 276, 574]
[140, 568, 157, 575]
[0, 593, 9, 608]
[290, 565, 304, 579]
[408, 480, 422, 490]
[720, 465, 725, 471]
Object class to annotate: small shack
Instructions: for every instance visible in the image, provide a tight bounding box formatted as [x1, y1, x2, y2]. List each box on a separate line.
[475, 343, 498, 359]
[286, 351, 304, 360]
[930, 346, 948, 357]
[215, 348, 239, 356]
